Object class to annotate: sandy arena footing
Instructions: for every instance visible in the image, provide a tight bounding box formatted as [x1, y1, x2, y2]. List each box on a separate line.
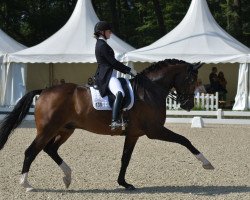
[0, 123, 249, 200]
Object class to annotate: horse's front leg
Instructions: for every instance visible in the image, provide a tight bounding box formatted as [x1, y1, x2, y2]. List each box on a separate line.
[117, 135, 138, 190]
[147, 126, 214, 170]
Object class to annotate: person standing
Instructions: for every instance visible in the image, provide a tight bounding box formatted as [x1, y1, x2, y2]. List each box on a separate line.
[60, 79, 66, 84]
[209, 67, 219, 93]
[93, 21, 136, 131]
[52, 79, 59, 86]
[194, 78, 207, 96]
[218, 71, 227, 101]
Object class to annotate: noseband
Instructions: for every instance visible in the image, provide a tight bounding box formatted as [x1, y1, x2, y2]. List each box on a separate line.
[169, 68, 196, 106]
[168, 91, 194, 106]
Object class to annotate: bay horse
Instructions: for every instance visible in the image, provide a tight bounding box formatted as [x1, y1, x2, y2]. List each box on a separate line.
[0, 59, 214, 192]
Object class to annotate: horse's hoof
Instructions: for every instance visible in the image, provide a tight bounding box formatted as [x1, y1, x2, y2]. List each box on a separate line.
[20, 181, 35, 192]
[203, 163, 215, 170]
[125, 184, 136, 190]
[26, 187, 35, 192]
[63, 176, 71, 188]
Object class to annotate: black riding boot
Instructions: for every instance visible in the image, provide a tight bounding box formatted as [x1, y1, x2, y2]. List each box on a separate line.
[111, 91, 123, 131]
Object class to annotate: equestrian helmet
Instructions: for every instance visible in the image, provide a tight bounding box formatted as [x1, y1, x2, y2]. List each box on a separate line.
[94, 21, 112, 33]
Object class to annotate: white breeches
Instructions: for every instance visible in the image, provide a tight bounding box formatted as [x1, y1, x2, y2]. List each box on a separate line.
[108, 76, 125, 97]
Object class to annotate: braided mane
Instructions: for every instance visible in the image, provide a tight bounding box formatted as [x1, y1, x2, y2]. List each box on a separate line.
[141, 59, 189, 75]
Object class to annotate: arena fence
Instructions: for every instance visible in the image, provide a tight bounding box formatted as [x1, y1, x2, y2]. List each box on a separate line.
[166, 109, 250, 125]
[1, 93, 250, 125]
[166, 92, 219, 110]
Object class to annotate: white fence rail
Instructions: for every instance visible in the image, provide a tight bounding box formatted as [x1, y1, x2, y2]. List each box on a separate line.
[166, 92, 218, 110]
[1, 92, 250, 125]
[166, 109, 250, 125]
[34, 92, 219, 111]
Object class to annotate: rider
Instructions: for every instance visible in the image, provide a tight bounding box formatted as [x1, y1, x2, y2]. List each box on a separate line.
[94, 21, 136, 131]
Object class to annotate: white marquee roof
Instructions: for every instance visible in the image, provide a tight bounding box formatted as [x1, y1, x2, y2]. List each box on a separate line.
[9, 0, 134, 64]
[123, 0, 250, 64]
[0, 29, 26, 107]
[0, 29, 26, 56]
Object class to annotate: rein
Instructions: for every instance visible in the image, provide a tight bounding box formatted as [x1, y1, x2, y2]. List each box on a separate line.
[134, 73, 193, 107]
[168, 69, 196, 105]
[133, 61, 197, 107]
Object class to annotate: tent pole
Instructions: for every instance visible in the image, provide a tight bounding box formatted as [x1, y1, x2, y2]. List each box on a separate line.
[49, 63, 54, 87]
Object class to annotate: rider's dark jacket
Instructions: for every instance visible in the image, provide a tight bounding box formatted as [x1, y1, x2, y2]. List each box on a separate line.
[95, 39, 131, 97]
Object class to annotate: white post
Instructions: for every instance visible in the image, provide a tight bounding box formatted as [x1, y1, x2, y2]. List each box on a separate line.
[177, 102, 181, 109]
[215, 92, 219, 110]
[201, 93, 205, 109]
[217, 108, 222, 119]
[191, 116, 204, 128]
[173, 99, 177, 109]
[205, 93, 209, 110]
[169, 98, 172, 110]
[211, 93, 215, 110]
[196, 92, 200, 108]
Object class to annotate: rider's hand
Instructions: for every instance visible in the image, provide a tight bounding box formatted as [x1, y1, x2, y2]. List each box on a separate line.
[129, 68, 137, 77]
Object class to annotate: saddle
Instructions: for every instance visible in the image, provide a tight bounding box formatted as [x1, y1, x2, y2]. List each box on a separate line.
[90, 78, 134, 111]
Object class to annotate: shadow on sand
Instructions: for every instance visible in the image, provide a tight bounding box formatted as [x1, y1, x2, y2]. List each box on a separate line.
[33, 185, 250, 196]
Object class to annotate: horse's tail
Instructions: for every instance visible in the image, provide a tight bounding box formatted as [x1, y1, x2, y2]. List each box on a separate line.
[0, 89, 43, 150]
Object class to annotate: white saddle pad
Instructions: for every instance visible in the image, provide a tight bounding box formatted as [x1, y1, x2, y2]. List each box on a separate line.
[90, 79, 134, 111]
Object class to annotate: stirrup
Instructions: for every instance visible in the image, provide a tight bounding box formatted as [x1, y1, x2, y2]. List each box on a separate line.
[110, 120, 128, 131]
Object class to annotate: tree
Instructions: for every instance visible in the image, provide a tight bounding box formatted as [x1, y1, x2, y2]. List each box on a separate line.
[220, 0, 249, 45]
[152, 0, 165, 35]
[0, 0, 249, 48]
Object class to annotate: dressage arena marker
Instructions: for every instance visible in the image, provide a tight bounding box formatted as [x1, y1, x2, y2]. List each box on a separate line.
[191, 117, 204, 128]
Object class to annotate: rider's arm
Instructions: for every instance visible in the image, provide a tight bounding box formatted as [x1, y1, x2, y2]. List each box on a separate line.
[100, 44, 131, 74]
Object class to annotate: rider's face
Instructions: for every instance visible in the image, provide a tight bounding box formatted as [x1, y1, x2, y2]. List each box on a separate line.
[104, 30, 112, 39]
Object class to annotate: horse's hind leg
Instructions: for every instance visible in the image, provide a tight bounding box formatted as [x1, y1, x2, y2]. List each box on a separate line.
[20, 141, 37, 192]
[20, 134, 53, 192]
[43, 129, 74, 189]
[147, 126, 214, 170]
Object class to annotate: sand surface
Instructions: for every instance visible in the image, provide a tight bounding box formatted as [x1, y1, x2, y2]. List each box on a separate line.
[0, 123, 249, 200]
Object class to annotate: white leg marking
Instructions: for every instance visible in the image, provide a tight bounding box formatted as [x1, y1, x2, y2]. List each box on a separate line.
[20, 172, 35, 192]
[60, 161, 72, 188]
[195, 153, 215, 170]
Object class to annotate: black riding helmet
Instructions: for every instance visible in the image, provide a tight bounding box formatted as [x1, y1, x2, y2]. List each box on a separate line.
[94, 21, 112, 37]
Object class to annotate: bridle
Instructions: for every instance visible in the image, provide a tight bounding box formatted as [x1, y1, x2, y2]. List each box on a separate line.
[134, 65, 197, 107]
[168, 67, 197, 106]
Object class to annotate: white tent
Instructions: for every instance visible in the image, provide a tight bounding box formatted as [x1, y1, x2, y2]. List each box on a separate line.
[9, 0, 134, 64]
[0, 29, 26, 107]
[233, 54, 250, 110]
[123, 0, 249, 63]
[123, 0, 250, 110]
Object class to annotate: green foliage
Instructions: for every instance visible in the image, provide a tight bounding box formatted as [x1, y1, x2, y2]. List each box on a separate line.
[192, 105, 206, 111]
[0, 0, 249, 48]
[0, 0, 77, 46]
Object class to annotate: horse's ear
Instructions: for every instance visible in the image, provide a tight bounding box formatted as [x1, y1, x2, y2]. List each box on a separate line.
[193, 62, 204, 70]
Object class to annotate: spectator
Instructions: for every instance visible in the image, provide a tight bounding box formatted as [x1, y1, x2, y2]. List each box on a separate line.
[218, 71, 227, 101]
[194, 78, 206, 96]
[52, 79, 59, 86]
[209, 67, 220, 93]
[60, 79, 66, 84]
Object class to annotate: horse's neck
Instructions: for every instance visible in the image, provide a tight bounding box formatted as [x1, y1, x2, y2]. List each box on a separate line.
[143, 69, 175, 97]
[131, 74, 168, 108]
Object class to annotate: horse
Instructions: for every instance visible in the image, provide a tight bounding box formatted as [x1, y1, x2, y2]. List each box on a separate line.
[0, 59, 214, 192]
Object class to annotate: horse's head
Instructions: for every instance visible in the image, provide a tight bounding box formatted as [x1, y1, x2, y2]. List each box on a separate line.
[137, 59, 203, 111]
[173, 62, 203, 111]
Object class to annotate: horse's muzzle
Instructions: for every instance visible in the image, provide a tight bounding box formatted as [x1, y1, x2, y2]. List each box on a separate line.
[180, 100, 194, 111]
